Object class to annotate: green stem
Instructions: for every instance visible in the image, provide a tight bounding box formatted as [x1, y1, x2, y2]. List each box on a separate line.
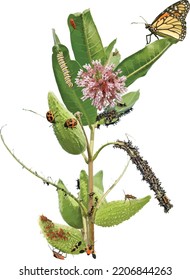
[87, 125, 95, 247]
[81, 152, 88, 163]
[81, 216, 88, 243]
[89, 125, 95, 155]
[74, 117, 95, 247]
[76, 114, 93, 162]
[93, 141, 118, 161]
[0, 126, 87, 215]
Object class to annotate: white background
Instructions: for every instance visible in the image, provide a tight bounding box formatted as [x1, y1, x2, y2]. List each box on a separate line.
[0, 0, 190, 279]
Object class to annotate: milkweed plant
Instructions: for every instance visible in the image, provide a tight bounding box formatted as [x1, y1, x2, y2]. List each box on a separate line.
[2, 9, 181, 259]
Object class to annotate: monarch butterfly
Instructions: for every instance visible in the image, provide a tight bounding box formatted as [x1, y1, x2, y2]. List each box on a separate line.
[133, 0, 190, 43]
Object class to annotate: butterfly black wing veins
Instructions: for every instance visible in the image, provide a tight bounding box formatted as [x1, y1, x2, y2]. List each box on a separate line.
[145, 0, 190, 43]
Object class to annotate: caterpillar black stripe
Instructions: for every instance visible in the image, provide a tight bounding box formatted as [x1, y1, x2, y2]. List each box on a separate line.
[57, 52, 73, 88]
[114, 140, 173, 213]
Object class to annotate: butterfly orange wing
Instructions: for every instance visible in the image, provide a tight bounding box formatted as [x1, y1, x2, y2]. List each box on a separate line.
[147, 0, 190, 41]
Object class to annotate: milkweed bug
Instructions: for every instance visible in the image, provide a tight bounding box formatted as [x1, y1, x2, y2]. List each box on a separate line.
[123, 190, 137, 202]
[48, 245, 67, 260]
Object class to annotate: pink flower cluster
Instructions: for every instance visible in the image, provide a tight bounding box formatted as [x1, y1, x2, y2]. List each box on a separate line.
[75, 60, 127, 110]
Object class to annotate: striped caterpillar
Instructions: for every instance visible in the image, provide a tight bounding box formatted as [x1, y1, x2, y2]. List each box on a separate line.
[57, 51, 73, 88]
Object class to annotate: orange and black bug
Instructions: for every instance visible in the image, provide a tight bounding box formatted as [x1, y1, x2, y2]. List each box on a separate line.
[125, 194, 137, 200]
[70, 18, 76, 29]
[79, 245, 96, 258]
[86, 245, 93, 255]
[123, 190, 137, 202]
[86, 245, 96, 258]
[64, 118, 77, 128]
[46, 110, 55, 123]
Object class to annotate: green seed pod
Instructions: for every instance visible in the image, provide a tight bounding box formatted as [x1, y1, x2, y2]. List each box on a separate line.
[57, 179, 83, 229]
[48, 92, 87, 155]
[95, 196, 151, 227]
[39, 215, 86, 254]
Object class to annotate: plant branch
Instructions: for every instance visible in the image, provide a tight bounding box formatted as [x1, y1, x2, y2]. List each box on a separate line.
[75, 113, 93, 161]
[0, 126, 87, 215]
[93, 159, 130, 218]
[75, 114, 95, 247]
[93, 141, 118, 161]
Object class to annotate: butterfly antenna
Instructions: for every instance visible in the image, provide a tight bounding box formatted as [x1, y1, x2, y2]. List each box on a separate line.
[131, 16, 147, 24]
[140, 16, 148, 23]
